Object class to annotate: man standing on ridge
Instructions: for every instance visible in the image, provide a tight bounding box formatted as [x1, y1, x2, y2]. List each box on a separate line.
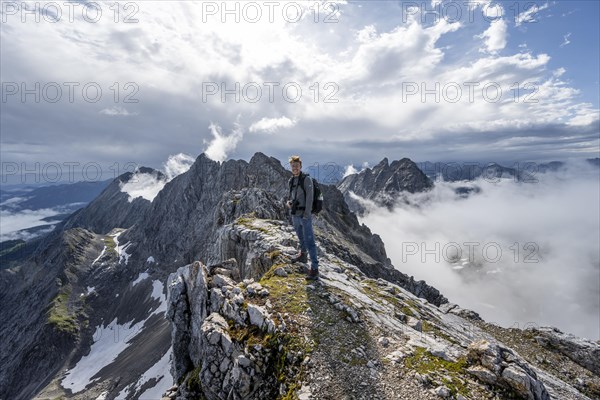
[287, 155, 319, 280]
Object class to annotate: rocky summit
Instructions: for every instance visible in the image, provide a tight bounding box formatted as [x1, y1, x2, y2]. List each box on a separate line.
[337, 157, 434, 213]
[0, 153, 598, 400]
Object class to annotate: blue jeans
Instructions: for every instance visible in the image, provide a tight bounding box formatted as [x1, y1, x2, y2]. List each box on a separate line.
[292, 214, 318, 270]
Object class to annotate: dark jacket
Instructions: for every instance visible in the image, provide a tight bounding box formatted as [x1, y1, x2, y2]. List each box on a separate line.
[289, 173, 313, 218]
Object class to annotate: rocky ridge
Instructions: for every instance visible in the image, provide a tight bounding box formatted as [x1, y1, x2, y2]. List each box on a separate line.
[162, 213, 599, 400]
[0, 153, 446, 400]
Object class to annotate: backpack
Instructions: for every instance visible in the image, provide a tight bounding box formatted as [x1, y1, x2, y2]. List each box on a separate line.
[289, 173, 324, 214]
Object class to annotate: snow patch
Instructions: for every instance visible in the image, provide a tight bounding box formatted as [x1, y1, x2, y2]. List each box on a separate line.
[115, 348, 173, 400]
[95, 391, 109, 400]
[137, 348, 173, 399]
[118, 242, 132, 265]
[111, 231, 132, 265]
[61, 317, 146, 393]
[151, 280, 167, 315]
[92, 246, 106, 266]
[62, 278, 169, 394]
[132, 272, 150, 287]
[114, 383, 133, 400]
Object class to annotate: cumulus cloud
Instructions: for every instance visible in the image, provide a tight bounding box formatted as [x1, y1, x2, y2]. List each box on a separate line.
[356, 25, 377, 43]
[553, 67, 566, 78]
[343, 165, 358, 178]
[481, 2, 504, 19]
[1, 1, 597, 171]
[204, 123, 244, 162]
[342, 161, 370, 178]
[360, 161, 600, 340]
[119, 171, 166, 203]
[163, 153, 195, 181]
[119, 153, 195, 202]
[249, 116, 297, 134]
[346, 19, 461, 84]
[477, 19, 508, 54]
[565, 104, 599, 127]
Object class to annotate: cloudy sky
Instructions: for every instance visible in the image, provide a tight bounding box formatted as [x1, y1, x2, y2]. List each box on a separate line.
[1, 0, 599, 183]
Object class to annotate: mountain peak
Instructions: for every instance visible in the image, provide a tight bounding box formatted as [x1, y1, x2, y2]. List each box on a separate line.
[116, 166, 165, 184]
[249, 151, 271, 164]
[375, 157, 389, 169]
[389, 157, 414, 169]
[337, 156, 433, 211]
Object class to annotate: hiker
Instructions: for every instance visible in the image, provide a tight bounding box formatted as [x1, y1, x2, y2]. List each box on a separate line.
[287, 155, 319, 280]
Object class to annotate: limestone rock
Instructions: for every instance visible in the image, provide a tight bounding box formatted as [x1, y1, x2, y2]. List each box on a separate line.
[467, 340, 550, 400]
[530, 326, 600, 375]
[407, 317, 422, 332]
[166, 262, 209, 382]
[247, 304, 276, 333]
[434, 385, 450, 397]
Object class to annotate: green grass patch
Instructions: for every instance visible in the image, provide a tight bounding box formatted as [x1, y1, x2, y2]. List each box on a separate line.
[235, 214, 271, 234]
[47, 287, 78, 334]
[104, 236, 116, 254]
[280, 382, 301, 400]
[404, 347, 470, 397]
[229, 321, 274, 348]
[400, 306, 415, 317]
[185, 365, 209, 399]
[259, 267, 309, 316]
[421, 321, 457, 344]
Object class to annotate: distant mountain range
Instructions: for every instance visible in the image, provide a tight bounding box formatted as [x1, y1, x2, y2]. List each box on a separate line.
[0, 179, 111, 244]
[0, 179, 111, 212]
[3, 158, 599, 244]
[416, 158, 600, 182]
[335, 157, 600, 212]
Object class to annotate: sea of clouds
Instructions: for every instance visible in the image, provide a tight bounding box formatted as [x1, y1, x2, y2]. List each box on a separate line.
[359, 159, 600, 340]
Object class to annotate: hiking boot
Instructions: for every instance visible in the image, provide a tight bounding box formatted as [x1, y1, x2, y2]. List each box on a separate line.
[305, 269, 319, 281]
[291, 251, 308, 263]
[296, 264, 309, 274]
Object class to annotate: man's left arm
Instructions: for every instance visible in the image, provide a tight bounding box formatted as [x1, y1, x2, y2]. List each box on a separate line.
[304, 176, 313, 218]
